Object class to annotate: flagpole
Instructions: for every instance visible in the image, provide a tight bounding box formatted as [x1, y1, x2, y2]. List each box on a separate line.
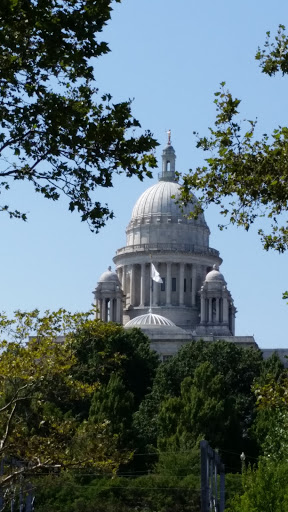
[150, 259, 163, 314]
[149, 256, 152, 314]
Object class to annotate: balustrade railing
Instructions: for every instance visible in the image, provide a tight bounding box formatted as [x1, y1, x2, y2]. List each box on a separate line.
[115, 243, 219, 257]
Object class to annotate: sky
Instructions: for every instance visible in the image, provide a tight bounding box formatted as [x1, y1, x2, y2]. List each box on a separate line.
[1, 0, 288, 348]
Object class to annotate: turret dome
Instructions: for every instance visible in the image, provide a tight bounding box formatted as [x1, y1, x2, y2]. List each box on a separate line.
[98, 266, 120, 284]
[205, 264, 226, 284]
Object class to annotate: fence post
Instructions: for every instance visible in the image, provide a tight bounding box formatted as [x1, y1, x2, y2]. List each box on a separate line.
[200, 440, 209, 512]
[200, 440, 225, 512]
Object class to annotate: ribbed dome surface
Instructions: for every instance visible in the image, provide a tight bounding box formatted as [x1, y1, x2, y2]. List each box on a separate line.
[125, 313, 176, 327]
[131, 181, 202, 222]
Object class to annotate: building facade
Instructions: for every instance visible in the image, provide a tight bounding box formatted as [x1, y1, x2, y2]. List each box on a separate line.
[93, 139, 256, 358]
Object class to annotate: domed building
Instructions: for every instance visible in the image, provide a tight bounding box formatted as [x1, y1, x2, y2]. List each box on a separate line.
[93, 138, 256, 358]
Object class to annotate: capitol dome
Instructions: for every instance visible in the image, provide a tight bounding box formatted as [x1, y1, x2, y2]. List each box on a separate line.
[113, 138, 222, 331]
[126, 143, 210, 250]
[131, 180, 202, 221]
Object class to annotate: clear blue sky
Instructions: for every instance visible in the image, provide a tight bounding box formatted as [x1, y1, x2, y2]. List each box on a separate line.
[1, 0, 288, 348]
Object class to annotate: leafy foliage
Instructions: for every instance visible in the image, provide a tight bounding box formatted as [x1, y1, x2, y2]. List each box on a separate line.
[253, 363, 288, 461]
[71, 321, 159, 408]
[89, 373, 134, 446]
[179, 25, 288, 254]
[226, 459, 288, 512]
[0, 310, 126, 489]
[154, 443, 200, 479]
[179, 82, 288, 252]
[0, 0, 158, 230]
[35, 471, 201, 512]
[256, 24, 288, 76]
[157, 363, 226, 450]
[134, 341, 263, 469]
[69, 321, 159, 459]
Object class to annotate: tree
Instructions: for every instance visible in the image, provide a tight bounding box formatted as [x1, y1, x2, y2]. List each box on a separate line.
[134, 341, 264, 468]
[35, 471, 201, 512]
[252, 364, 288, 461]
[226, 357, 288, 512]
[70, 321, 159, 409]
[0, 310, 126, 491]
[0, 0, 158, 231]
[157, 363, 226, 451]
[179, 25, 288, 253]
[89, 372, 134, 446]
[226, 459, 288, 512]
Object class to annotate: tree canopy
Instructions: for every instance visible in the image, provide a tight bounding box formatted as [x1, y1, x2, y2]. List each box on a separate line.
[179, 25, 288, 254]
[0, 312, 281, 511]
[134, 341, 264, 469]
[70, 320, 159, 408]
[0, 0, 158, 231]
[0, 310, 127, 490]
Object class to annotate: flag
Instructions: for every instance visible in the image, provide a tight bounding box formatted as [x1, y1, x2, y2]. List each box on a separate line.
[151, 263, 163, 283]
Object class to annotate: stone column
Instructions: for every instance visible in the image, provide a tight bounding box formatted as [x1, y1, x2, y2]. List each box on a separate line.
[156, 263, 161, 305]
[117, 267, 123, 289]
[200, 295, 206, 323]
[208, 298, 213, 323]
[130, 265, 135, 306]
[166, 262, 172, 305]
[120, 266, 127, 309]
[102, 298, 107, 322]
[215, 298, 220, 323]
[231, 309, 235, 335]
[95, 299, 100, 319]
[115, 298, 120, 323]
[191, 264, 197, 306]
[179, 263, 185, 306]
[202, 265, 207, 283]
[121, 266, 126, 294]
[140, 263, 145, 307]
[223, 297, 229, 323]
[110, 298, 114, 322]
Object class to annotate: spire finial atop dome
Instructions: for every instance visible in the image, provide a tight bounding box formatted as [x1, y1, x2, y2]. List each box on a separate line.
[167, 129, 171, 146]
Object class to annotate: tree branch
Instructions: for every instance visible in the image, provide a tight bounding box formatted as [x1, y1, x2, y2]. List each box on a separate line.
[0, 403, 17, 451]
[0, 383, 32, 414]
[0, 130, 34, 154]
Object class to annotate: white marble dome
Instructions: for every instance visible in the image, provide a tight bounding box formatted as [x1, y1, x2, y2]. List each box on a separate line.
[126, 179, 210, 249]
[131, 181, 202, 221]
